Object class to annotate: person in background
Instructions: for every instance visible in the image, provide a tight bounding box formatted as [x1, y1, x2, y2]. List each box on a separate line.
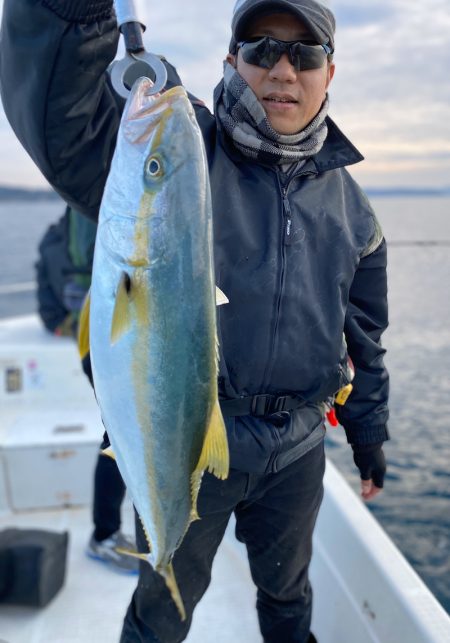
[2, 0, 389, 640]
[35, 205, 138, 574]
[35, 205, 93, 338]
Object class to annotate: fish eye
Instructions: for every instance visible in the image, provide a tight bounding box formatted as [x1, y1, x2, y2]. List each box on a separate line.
[145, 155, 164, 181]
[148, 159, 160, 175]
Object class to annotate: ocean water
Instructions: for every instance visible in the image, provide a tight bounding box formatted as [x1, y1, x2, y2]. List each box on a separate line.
[0, 195, 449, 613]
[0, 199, 65, 317]
[326, 196, 450, 614]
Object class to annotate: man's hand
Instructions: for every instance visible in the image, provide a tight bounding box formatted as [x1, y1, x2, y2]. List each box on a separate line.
[351, 442, 386, 501]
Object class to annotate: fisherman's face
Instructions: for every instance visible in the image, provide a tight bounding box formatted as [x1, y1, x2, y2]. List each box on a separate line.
[227, 12, 335, 135]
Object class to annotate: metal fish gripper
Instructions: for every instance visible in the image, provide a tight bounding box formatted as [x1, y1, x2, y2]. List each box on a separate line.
[110, 0, 168, 98]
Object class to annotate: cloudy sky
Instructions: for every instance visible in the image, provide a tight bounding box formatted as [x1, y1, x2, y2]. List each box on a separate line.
[0, 0, 449, 189]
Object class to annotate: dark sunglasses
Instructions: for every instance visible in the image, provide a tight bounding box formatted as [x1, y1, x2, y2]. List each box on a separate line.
[237, 36, 333, 72]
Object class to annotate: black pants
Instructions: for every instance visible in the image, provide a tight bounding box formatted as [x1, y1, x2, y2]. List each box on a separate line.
[92, 452, 126, 541]
[120, 441, 325, 643]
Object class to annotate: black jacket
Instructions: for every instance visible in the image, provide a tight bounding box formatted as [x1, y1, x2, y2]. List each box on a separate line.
[35, 205, 96, 334]
[35, 208, 74, 333]
[0, 0, 389, 473]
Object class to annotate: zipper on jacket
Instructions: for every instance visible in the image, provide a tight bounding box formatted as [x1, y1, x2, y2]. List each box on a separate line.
[282, 188, 292, 242]
[261, 177, 294, 390]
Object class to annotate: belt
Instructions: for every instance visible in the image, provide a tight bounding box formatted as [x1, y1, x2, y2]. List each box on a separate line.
[220, 394, 306, 418]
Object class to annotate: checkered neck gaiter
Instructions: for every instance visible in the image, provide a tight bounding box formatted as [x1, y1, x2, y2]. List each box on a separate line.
[214, 62, 329, 165]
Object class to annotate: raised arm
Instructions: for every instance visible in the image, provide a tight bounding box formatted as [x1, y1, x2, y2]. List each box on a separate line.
[0, 1, 122, 219]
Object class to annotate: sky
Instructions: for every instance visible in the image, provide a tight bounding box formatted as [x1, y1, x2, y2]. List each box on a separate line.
[0, 0, 449, 189]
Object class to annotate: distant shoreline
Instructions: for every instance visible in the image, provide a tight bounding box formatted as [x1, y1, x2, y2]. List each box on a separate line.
[1, 185, 450, 202]
[0, 186, 61, 202]
[365, 188, 450, 198]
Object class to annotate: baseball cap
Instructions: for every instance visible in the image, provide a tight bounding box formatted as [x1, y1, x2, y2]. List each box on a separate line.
[229, 0, 336, 52]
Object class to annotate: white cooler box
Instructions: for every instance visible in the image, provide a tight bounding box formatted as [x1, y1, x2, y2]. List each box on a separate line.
[2, 409, 102, 511]
[0, 314, 95, 410]
[0, 315, 105, 511]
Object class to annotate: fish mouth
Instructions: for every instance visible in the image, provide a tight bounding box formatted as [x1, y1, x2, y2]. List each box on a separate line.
[125, 82, 194, 145]
[130, 84, 189, 121]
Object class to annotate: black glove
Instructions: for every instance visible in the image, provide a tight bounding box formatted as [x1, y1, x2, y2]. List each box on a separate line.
[351, 442, 386, 489]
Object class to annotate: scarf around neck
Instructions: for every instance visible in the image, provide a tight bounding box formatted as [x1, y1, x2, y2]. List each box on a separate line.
[214, 62, 329, 165]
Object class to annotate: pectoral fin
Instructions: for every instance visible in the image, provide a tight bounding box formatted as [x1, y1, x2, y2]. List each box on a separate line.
[77, 290, 91, 359]
[111, 272, 133, 344]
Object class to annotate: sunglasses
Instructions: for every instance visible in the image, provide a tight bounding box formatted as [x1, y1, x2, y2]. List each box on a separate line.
[237, 36, 333, 72]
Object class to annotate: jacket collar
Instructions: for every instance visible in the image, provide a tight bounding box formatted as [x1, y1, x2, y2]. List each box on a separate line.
[311, 116, 364, 172]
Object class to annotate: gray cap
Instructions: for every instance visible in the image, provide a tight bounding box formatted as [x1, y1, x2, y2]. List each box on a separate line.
[229, 0, 336, 53]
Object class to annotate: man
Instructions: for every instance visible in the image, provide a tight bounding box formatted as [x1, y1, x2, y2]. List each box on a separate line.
[0, 1, 389, 641]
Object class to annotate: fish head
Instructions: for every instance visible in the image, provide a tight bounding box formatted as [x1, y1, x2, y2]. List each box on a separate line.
[98, 77, 208, 269]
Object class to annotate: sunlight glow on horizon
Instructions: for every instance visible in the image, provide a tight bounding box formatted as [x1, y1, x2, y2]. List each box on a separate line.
[0, 0, 449, 189]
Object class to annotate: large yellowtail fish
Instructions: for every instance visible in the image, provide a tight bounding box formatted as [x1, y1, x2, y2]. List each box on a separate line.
[79, 78, 229, 619]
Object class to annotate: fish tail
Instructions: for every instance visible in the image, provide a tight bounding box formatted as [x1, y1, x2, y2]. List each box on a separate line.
[118, 544, 185, 620]
[115, 547, 147, 561]
[160, 562, 186, 621]
[114, 549, 185, 620]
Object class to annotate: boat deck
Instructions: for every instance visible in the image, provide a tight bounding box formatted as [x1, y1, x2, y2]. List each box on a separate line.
[0, 501, 261, 643]
[1, 316, 450, 642]
[3, 461, 450, 643]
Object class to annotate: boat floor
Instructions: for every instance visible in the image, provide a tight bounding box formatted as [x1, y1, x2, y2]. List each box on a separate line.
[0, 500, 261, 643]
[2, 464, 450, 643]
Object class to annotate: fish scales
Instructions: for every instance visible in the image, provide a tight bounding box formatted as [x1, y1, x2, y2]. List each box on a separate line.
[86, 79, 229, 618]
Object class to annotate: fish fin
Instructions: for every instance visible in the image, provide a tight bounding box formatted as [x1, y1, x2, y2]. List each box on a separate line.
[215, 286, 229, 306]
[190, 470, 203, 523]
[195, 400, 229, 481]
[159, 562, 186, 621]
[101, 446, 116, 461]
[190, 508, 200, 522]
[137, 513, 153, 553]
[111, 272, 132, 344]
[77, 290, 91, 359]
[116, 547, 148, 561]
